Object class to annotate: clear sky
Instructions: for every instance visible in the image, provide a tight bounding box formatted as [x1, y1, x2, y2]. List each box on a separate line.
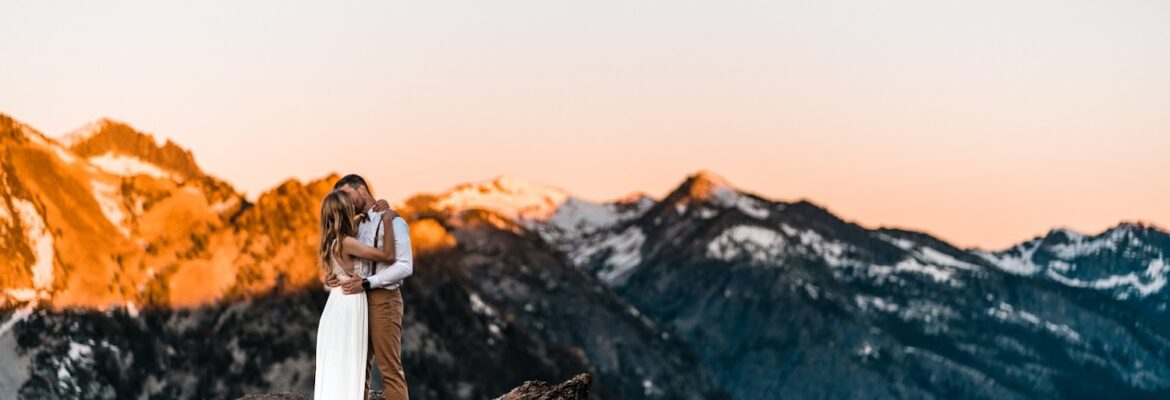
[2, 1, 1168, 249]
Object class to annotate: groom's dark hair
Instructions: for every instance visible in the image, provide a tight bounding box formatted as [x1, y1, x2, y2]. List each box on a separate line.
[334, 174, 369, 192]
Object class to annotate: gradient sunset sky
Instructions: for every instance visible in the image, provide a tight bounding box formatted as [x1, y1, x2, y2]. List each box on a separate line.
[2, 1, 1168, 249]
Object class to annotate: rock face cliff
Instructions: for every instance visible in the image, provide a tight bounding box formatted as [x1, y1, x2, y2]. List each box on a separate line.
[0, 113, 314, 310]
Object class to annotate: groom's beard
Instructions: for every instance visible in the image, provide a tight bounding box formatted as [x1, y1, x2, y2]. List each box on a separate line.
[363, 194, 376, 212]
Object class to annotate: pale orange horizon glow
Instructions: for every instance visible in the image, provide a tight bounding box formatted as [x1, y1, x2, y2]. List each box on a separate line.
[2, 1, 1168, 250]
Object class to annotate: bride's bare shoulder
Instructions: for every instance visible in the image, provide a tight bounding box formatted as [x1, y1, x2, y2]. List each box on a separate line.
[340, 236, 362, 247]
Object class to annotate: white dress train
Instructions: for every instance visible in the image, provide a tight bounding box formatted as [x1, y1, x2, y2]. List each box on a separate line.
[314, 260, 368, 400]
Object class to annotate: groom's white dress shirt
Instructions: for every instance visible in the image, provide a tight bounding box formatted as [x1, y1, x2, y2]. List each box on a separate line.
[358, 209, 413, 289]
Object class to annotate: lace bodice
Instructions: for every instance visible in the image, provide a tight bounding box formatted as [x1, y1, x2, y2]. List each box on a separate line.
[330, 256, 368, 280]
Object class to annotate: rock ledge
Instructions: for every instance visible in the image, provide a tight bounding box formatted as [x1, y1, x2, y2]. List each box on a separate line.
[494, 373, 592, 400]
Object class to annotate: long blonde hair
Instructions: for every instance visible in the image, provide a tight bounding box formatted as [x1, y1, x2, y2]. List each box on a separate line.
[318, 190, 358, 278]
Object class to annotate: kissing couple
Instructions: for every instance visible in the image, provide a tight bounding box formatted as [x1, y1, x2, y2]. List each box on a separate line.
[313, 174, 413, 400]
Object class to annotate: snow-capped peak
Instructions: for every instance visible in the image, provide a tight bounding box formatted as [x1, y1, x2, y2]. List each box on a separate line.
[685, 170, 736, 200]
[434, 176, 571, 222]
[1039, 222, 1161, 258]
[977, 222, 1170, 299]
[660, 171, 773, 220]
[433, 177, 657, 245]
[1047, 227, 1087, 241]
[54, 117, 202, 180]
[60, 118, 121, 147]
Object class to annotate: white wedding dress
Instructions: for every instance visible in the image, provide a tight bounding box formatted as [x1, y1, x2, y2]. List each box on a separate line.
[314, 258, 369, 400]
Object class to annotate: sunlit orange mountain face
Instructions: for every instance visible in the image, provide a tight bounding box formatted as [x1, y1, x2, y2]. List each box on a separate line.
[0, 114, 344, 308]
[1, 113, 726, 399]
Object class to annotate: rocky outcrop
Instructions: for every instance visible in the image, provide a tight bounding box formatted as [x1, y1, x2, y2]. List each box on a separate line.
[493, 373, 592, 400]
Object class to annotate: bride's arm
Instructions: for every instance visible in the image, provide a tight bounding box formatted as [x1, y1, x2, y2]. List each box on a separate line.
[341, 236, 395, 263]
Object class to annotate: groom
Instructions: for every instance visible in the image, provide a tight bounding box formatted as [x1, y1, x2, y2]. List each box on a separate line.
[329, 174, 413, 400]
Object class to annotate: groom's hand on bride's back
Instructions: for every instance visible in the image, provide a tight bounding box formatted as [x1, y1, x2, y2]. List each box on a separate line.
[324, 272, 341, 288]
[340, 277, 365, 294]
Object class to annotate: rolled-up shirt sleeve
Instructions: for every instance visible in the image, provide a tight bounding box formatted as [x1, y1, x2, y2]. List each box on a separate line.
[366, 217, 413, 289]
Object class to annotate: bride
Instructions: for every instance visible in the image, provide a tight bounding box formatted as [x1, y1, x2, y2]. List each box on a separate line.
[314, 190, 397, 399]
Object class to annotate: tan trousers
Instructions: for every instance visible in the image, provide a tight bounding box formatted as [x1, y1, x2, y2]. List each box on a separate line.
[367, 288, 408, 400]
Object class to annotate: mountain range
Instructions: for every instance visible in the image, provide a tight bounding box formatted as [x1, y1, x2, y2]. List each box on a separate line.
[1, 113, 1168, 399]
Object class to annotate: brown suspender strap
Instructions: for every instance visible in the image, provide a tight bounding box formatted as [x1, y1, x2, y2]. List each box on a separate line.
[374, 214, 383, 249]
[369, 214, 383, 274]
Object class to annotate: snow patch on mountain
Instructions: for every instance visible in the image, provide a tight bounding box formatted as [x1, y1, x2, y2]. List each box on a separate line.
[974, 241, 1043, 275]
[866, 261, 956, 285]
[736, 229, 968, 284]
[710, 186, 771, 220]
[987, 302, 1082, 342]
[53, 340, 102, 387]
[782, 225, 854, 267]
[4, 289, 38, 303]
[0, 305, 35, 336]
[17, 123, 78, 164]
[895, 301, 958, 333]
[20, 124, 52, 147]
[577, 228, 646, 284]
[1049, 260, 1074, 273]
[3, 198, 55, 333]
[124, 301, 140, 318]
[882, 235, 916, 250]
[1048, 227, 1144, 260]
[891, 259, 954, 283]
[1045, 259, 1169, 298]
[857, 296, 957, 333]
[12, 198, 54, 289]
[91, 180, 130, 236]
[548, 198, 616, 232]
[52, 147, 77, 164]
[210, 198, 239, 215]
[707, 225, 786, 264]
[696, 207, 718, 219]
[879, 234, 980, 272]
[855, 295, 900, 313]
[549, 197, 650, 234]
[88, 152, 174, 180]
[0, 201, 11, 226]
[918, 247, 979, 271]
